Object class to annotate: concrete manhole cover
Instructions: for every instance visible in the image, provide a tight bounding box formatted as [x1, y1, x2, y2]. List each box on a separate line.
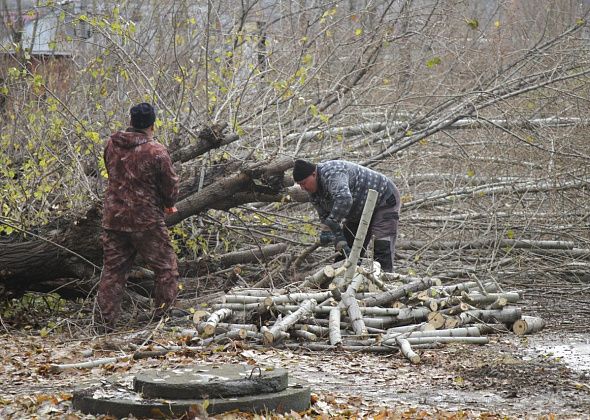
[72, 364, 310, 418]
[134, 364, 288, 399]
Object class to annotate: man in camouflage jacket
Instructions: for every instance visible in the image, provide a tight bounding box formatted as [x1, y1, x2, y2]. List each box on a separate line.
[97, 103, 179, 329]
[293, 159, 400, 272]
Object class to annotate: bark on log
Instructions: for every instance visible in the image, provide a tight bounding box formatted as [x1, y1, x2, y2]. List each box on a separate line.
[329, 307, 343, 346]
[396, 338, 421, 364]
[386, 323, 434, 334]
[301, 266, 337, 289]
[462, 291, 521, 306]
[383, 326, 481, 342]
[363, 277, 441, 307]
[263, 299, 316, 345]
[343, 189, 378, 280]
[401, 336, 489, 345]
[195, 322, 258, 335]
[295, 323, 330, 337]
[458, 308, 522, 326]
[202, 308, 234, 336]
[299, 318, 386, 334]
[269, 291, 333, 305]
[200, 330, 262, 346]
[339, 272, 369, 337]
[212, 243, 288, 268]
[167, 158, 293, 225]
[0, 208, 103, 294]
[291, 329, 318, 342]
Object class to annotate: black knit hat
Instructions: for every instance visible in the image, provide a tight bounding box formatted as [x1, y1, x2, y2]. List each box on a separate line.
[130, 102, 156, 129]
[292, 159, 316, 182]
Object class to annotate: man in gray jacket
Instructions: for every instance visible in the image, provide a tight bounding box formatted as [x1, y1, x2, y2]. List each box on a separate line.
[293, 159, 400, 272]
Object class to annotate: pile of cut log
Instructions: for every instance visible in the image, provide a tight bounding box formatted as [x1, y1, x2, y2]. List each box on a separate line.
[183, 189, 545, 363]
[187, 263, 545, 364]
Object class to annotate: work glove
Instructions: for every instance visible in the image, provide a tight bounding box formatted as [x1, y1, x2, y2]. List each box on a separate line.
[319, 230, 336, 246]
[323, 217, 340, 233]
[334, 232, 351, 257]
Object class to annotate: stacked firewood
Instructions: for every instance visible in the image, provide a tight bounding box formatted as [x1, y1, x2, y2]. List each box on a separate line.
[186, 263, 545, 363]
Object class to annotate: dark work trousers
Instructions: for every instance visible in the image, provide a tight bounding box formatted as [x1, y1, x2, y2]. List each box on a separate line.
[340, 204, 399, 272]
[97, 224, 179, 326]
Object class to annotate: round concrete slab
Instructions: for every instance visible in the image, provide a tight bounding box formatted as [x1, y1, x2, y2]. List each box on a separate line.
[133, 364, 288, 399]
[72, 384, 311, 418]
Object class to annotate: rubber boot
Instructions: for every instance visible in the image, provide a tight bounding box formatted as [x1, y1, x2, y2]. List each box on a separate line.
[374, 239, 393, 272]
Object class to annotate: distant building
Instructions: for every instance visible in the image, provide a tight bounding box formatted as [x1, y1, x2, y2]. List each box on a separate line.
[0, 0, 92, 106]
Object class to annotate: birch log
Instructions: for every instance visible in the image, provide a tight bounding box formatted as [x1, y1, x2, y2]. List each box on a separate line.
[397, 338, 421, 364]
[462, 292, 521, 306]
[383, 326, 481, 342]
[302, 318, 386, 334]
[200, 329, 261, 346]
[227, 288, 283, 297]
[343, 189, 379, 281]
[386, 322, 434, 334]
[192, 310, 211, 325]
[458, 308, 522, 326]
[295, 323, 330, 337]
[329, 307, 343, 345]
[224, 294, 270, 304]
[363, 277, 441, 307]
[400, 336, 489, 345]
[512, 316, 546, 335]
[263, 299, 317, 345]
[269, 291, 333, 305]
[291, 329, 319, 342]
[436, 281, 498, 296]
[195, 322, 258, 335]
[340, 272, 369, 336]
[213, 302, 266, 311]
[301, 266, 337, 289]
[203, 308, 233, 336]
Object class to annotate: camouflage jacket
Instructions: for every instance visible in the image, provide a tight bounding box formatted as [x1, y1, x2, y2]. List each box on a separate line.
[309, 160, 400, 226]
[102, 128, 179, 232]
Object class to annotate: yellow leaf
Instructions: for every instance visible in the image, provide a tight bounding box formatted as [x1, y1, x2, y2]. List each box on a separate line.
[85, 131, 101, 143]
[465, 18, 479, 29]
[355, 28, 363, 36]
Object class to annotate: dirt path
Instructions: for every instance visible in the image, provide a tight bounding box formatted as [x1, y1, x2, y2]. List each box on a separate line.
[0, 320, 588, 419]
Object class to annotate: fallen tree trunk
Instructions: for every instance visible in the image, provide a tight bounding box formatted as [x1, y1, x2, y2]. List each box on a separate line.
[0, 152, 294, 298]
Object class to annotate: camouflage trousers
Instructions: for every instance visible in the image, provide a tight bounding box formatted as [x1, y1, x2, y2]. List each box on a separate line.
[97, 224, 179, 326]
